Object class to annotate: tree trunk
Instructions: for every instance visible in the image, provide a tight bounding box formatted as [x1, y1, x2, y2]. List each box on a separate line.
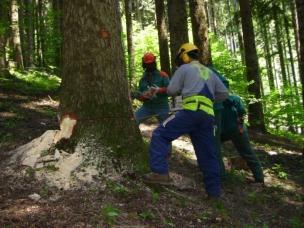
[52, 0, 63, 72]
[208, 0, 217, 36]
[260, 18, 275, 91]
[124, 0, 135, 87]
[0, 0, 9, 70]
[155, 0, 170, 75]
[34, 0, 41, 66]
[295, 0, 304, 107]
[24, 0, 35, 67]
[60, 0, 145, 172]
[37, 0, 46, 67]
[134, 0, 143, 30]
[233, 0, 245, 64]
[10, 0, 24, 69]
[226, 0, 236, 55]
[18, 0, 27, 68]
[239, 0, 266, 132]
[167, 0, 189, 70]
[189, 0, 211, 65]
[273, 6, 288, 88]
[291, 0, 300, 62]
[283, 1, 298, 97]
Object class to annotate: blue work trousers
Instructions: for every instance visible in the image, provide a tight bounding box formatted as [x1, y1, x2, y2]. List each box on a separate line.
[135, 105, 169, 124]
[149, 110, 221, 197]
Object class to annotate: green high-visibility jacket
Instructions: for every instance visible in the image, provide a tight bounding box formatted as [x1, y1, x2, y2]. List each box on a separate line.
[221, 95, 246, 136]
[207, 66, 229, 111]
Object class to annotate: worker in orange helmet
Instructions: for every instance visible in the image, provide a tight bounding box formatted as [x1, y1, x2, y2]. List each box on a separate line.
[132, 52, 170, 124]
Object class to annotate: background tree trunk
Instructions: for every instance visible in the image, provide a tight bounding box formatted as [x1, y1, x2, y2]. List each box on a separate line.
[24, 0, 35, 68]
[52, 0, 63, 72]
[233, 0, 245, 64]
[0, 0, 9, 70]
[239, 0, 266, 132]
[155, 0, 170, 75]
[189, 0, 211, 65]
[37, 0, 46, 67]
[208, 0, 217, 36]
[167, 0, 189, 71]
[260, 18, 275, 91]
[295, 0, 304, 107]
[60, 0, 145, 172]
[19, 1, 28, 68]
[124, 0, 135, 87]
[10, 0, 24, 69]
[283, 1, 298, 97]
[273, 6, 288, 88]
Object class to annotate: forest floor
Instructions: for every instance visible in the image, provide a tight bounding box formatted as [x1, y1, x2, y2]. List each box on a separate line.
[0, 73, 303, 227]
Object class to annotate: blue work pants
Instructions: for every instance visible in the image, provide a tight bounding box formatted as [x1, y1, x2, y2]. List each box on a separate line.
[149, 110, 221, 197]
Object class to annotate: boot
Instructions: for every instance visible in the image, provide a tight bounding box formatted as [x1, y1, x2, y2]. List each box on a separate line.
[143, 172, 172, 185]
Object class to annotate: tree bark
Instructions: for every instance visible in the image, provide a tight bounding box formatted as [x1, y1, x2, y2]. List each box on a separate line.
[155, 0, 170, 75]
[0, 0, 9, 70]
[260, 18, 275, 91]
[189, 0, 211, 65]
[291, 0, 300, 62]
[24, 0, 35, 67]
[124, 0, 135, 87]
[10, 0, 24, 69]
[239, 0, 266, 132]
[233, 0, 245, 64]
[226, 0, 236, 55]
[167, 0, 189, 70]
[283, 1, 298, 97]
[60, 0, 145, 172]
[208, 0, 217, 36]
[295, 0, 304, 107]
[52, 0, 63, 72]
[37, 0, 46, 67]
[18, 0, 27, 68]
[34, 0, 41, 66]
[273, 6, 288, 88]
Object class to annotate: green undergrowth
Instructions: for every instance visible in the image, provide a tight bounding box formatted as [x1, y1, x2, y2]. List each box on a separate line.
[0, 69, 60, 95]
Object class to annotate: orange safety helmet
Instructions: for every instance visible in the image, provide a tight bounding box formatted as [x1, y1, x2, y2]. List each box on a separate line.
[142, 52, 156, 64]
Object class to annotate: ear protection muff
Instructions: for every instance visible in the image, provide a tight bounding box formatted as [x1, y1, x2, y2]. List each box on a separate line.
[181, 52, 190, 64]
[175, 48, 190, 66]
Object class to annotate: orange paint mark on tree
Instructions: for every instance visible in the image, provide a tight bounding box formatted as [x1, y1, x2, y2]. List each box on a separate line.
[99, 27, 110, 39]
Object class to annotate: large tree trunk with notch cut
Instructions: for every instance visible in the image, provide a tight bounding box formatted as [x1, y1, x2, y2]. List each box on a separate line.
[59, 0, 146, 174]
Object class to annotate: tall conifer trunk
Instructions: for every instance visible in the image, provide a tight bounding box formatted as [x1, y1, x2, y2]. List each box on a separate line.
[10, 0, 24, 69]
[189, 0, 211, 65]
[124, 0, 135, 87]
[155, 0, 170, 74]
[295, 0, 304, 107]
[0, 0, 9, 70]
[239, 0, 266, 132]
[167, 0, 189, 70]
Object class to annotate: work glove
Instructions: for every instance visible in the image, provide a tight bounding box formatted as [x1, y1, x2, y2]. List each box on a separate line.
[149, 85, 167, 95]
[142, 90, 154, 99]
